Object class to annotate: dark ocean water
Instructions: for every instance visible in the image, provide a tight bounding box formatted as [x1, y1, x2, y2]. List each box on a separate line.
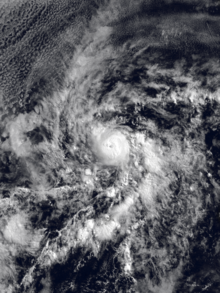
[1, 0, 220, 292]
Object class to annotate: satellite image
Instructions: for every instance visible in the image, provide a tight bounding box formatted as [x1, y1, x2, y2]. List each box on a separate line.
[1, 0, 220, 292]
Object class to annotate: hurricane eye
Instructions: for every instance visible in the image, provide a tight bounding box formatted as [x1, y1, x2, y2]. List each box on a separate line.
[95, 130, 129, 166]
[101, 136, 121, 159]
[26, 127, 44, 145]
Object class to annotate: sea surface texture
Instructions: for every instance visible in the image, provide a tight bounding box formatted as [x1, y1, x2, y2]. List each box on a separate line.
[1, 0, 220, 292]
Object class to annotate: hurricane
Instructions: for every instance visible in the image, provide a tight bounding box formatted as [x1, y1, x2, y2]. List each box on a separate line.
[1, 0, 220, 293]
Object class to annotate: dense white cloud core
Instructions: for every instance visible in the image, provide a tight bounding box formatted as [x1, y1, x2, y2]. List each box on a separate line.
[94, 128, 130, 166]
